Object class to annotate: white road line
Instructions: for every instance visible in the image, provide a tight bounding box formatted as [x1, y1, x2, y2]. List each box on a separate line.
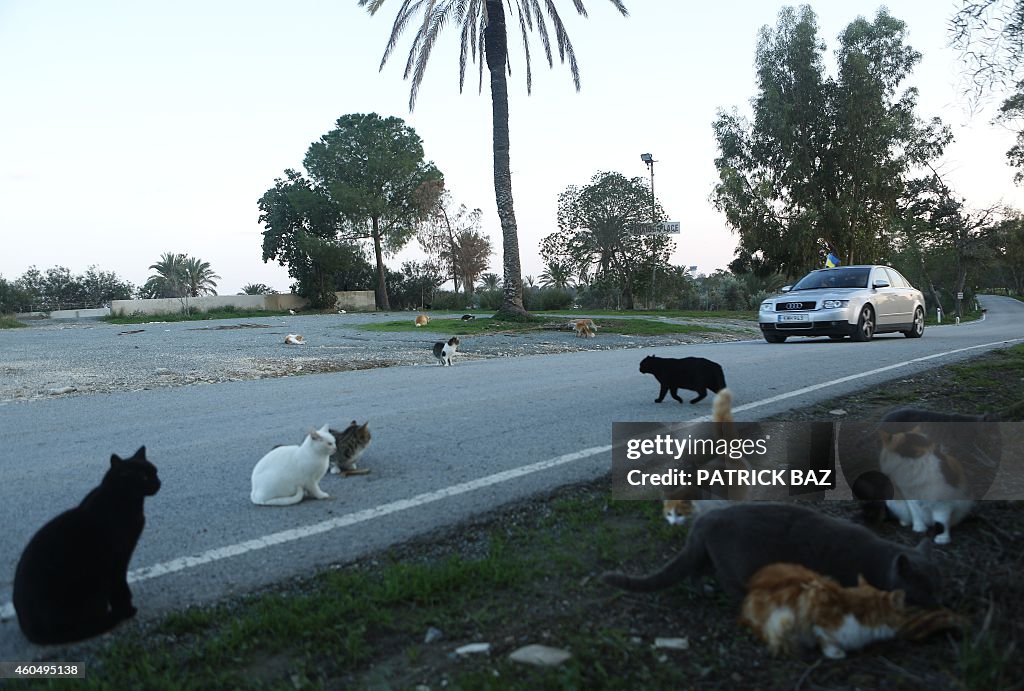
[2, 336, 1020, 623]
[729, 338, 1022, 415]
[1, 445, 612, 622]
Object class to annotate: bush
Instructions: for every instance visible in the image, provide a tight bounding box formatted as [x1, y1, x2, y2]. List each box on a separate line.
[430, 290, 468, 311]
[478, 289, 502, 311]
[535, 288, 574, 311]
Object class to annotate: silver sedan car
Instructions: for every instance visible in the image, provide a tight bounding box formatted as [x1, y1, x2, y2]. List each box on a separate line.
[758, 265, 926, 343]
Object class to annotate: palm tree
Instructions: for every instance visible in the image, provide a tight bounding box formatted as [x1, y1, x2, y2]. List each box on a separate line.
[143, 252, 187, 298]
[360, 0, 629, 319]
[539, 258, 573, 290]
[240, 283, 275, 295]
[479, 272, 502, 291]
[181, 256, 221, 297]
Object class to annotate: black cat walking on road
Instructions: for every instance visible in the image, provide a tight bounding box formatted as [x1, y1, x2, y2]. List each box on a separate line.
[639, 355, 727, 404]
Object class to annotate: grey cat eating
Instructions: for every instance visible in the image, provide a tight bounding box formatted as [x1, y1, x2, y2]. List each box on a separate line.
[602, 503, 942, 607]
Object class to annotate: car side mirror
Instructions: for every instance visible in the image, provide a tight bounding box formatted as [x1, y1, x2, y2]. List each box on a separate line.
[781, 285, 792, 293]
[872, 279, 890, 289]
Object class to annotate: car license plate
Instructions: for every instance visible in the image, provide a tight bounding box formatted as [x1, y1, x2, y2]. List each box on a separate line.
[778, 314, 809, 322]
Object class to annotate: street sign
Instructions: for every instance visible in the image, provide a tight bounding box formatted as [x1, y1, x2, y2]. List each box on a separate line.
[957, 292, 964, 299]
[631, 221, 680, 236]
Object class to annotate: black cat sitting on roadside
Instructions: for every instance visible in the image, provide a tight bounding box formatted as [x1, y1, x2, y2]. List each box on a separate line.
[13, 447, 161, 645]
[639, 354, 727, 404]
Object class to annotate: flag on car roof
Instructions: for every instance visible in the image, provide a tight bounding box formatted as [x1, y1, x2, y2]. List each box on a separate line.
[826, 253, 840, 268]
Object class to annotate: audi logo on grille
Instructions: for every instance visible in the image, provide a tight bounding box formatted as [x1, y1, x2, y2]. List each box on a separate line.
[786, 302, 803, 309]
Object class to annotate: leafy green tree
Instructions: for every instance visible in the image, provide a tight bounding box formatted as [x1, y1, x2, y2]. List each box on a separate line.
[80, 266, 135, 305]
[391, 260, 446, 309]
[419, 192, 488, 295]
[4, 265, 133, 310]
[451, 229, 492, 301]
[0, 276, 34, 313]
[302, 113, 443, 310]
[361, 0, 629, 319]
[13, 267, 45, 308]
[903, 168, 1000, 316]
[712, 6, 949, 277]
[542, 171, 673, 309]
[294, 234, 375, 309]
[39, 266, 86, 309]
[951, 1, 1024, 182]
[989, 214, 1024, 294]
[259, 169, 343, 299]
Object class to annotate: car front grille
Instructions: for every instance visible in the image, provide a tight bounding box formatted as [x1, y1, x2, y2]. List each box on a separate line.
[775, 300, 816, 311]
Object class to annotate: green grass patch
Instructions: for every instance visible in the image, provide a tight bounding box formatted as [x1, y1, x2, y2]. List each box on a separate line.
[358, 316, 729, 336]
[537, 308, 758, 320]
[104, 307, 295, 324]
[924, 306, 983, 326]
[0, 315, 27, 328]
[30, 498, 600, 689]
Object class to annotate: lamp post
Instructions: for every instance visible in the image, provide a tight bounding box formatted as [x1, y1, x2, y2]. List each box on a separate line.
[641, 153, 656, 308]
[640, 153, 655, 224]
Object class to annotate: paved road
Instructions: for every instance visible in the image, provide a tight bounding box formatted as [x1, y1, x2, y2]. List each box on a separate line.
[1, 296, 1021, 661]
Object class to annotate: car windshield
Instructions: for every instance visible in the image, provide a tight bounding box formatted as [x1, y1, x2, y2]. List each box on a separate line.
[789, 267, 871, 291]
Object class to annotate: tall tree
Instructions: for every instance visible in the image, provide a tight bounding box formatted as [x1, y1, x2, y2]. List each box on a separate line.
[360, 0, 629, 319]
[542, 171, 673, 309]
[142, 253, 219, 299]
[259, 169, 346, 305]
[712, 6, 949, 277]
[950, 0, 1024, 182]
[451, 229, 493, 300]
[904, 166, 1000, 316]
[302, 113, 443, 310]
[143, 252, 187, 298]
[419, 191, 486, 295]
[80, 266, 135, 305]
[181, 256, 221, 297]
[989, 213, 1024, 293]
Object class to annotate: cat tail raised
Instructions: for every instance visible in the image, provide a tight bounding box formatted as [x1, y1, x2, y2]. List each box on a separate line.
[712, 389, 733, 424]
[713, 388, 735, 442]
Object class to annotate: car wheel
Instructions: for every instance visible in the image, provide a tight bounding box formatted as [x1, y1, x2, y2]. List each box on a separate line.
[764, 333, 787, 344]
[828, 335, 846, 341]
[851, 305, 875, 342]
[903, 306, 925, 338]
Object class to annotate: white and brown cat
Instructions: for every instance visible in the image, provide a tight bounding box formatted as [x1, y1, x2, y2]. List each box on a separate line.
[741, 562, 965, 659]
[251, 425, 336, 506]
[878, 427, 974, 544]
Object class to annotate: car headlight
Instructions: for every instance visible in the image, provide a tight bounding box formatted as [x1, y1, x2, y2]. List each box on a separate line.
[822, 300, 849, 309]
[760, 301, 774, 312]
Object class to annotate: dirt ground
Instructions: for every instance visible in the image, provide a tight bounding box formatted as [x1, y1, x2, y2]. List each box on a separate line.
[323, 351, 1024, 690]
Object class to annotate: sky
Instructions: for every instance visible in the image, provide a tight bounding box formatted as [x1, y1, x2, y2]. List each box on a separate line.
[1, 1, 1021, 296]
